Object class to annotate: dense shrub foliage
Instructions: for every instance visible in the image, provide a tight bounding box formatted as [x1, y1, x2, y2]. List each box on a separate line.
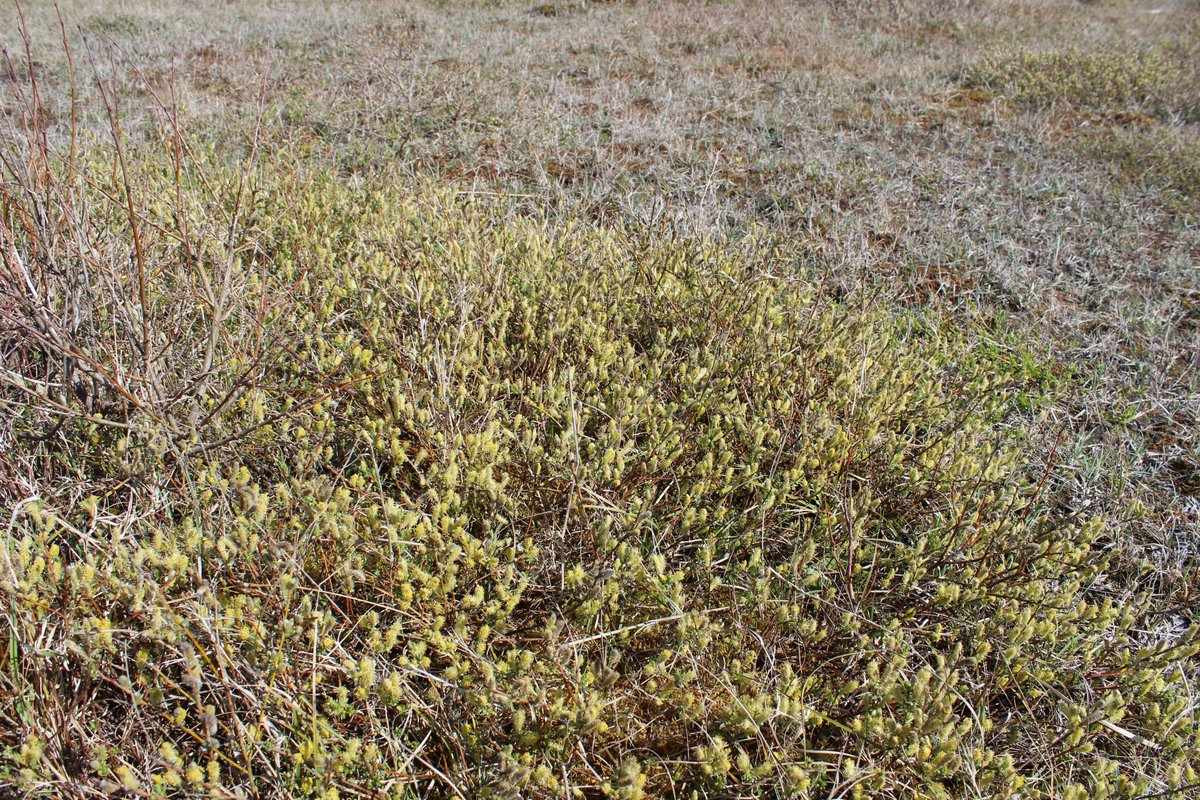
[2, 155, 1199, 799]
[962, 44, 1200, 122]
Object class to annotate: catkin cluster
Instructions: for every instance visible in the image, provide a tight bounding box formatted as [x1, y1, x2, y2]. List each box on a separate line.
[3, 159, 1197, 799]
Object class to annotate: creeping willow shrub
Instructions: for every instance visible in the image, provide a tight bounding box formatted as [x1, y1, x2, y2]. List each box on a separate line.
[2, 153, 1197, 799]
[962, 44, 1200, 122]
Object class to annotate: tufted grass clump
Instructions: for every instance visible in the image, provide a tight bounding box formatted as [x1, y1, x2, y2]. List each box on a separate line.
[961, 44, 1200, 122]
[2, 134, 1199, 800]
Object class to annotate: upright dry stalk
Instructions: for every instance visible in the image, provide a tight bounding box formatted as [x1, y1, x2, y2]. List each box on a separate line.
[0, 7, 299, 495]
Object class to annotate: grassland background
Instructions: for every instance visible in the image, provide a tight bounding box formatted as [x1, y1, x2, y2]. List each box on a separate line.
[1, 0, 1199, 797]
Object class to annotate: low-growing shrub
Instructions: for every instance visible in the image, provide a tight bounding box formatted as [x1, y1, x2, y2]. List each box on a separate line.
[1084, 127, 1200, 205]
[0, 17, 1197, 800]
[961, 44, 1200, 122]
[2, 143, 1199, 798]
